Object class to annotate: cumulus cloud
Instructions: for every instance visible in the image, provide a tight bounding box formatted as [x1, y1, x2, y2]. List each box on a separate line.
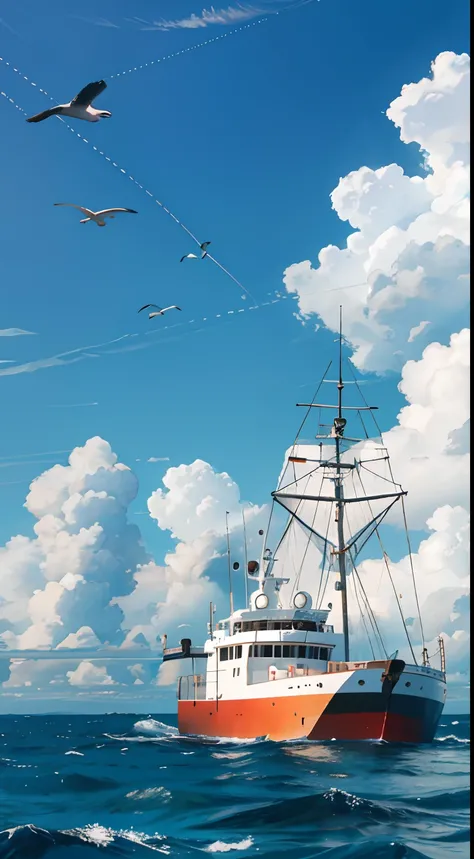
[67, 662, 116, 686]
[283, 52, 470, 372]
[117, 459, 268, 686]
[0, 438, 149, 653]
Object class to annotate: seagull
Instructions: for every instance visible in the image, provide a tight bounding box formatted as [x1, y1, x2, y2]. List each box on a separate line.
[138, 304, 182, 319]
[54, 203, 138, 227]
[180, 241, 211, 262]
[26, 80, 111, 124]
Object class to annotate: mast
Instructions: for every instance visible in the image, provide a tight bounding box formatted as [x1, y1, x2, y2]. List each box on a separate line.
[334, 306, 350, 661]
[269, 304, 418, 666]
[225, 511, 234, 616]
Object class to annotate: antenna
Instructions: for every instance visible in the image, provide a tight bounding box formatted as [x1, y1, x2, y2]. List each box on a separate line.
[225, 512, 234, 616]
[335, 305, 350, 661]
[242, 507, 249, 609]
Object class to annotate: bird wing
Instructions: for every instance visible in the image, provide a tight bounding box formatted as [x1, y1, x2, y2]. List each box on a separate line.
[200, 242, 211, 250]
[162, 306, 182, 313]
[180, 253, 198, 262]
[70, 80, 107, 107]
[138, 304, 161, 314]
[97, 208, 138, 216]
[54, 203, 95, 217]
[26, 106, 63, 123]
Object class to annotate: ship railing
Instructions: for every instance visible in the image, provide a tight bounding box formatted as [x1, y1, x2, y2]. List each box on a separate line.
[177, 674, 207, 701]
[260, 660, 391, 683]
[326, 660, 388, 673]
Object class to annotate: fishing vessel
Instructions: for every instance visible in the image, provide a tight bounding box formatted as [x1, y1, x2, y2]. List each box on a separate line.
[163, 312, 447, 743]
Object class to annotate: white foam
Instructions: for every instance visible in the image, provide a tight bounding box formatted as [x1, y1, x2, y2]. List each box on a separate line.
[133, 719, 178, 736]
[206, 836, 254, 853]
[437, 734, 470, 744]
[65, 750, 84, 756]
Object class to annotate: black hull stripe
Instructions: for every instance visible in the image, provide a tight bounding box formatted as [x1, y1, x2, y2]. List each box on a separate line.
[324, 692, 444, 721]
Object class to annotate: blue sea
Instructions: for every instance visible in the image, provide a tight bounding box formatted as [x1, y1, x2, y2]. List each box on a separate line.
[0, 714, 469, 858]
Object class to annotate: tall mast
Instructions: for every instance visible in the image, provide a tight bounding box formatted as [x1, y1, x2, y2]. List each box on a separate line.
[272, 304, 406, 663]
[225, 511, 234, 616]
[335, 306, 350, 661]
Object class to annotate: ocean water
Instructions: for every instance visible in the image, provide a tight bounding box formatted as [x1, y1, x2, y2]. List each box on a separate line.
[0, 714, 469, 858]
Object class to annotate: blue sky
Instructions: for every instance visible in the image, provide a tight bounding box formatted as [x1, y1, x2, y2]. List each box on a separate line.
[0, 0, 468, 549]
[0, 0, 470, 711]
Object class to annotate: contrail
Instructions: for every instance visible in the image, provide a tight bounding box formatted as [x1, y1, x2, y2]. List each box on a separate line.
[0, 276, 296, 379]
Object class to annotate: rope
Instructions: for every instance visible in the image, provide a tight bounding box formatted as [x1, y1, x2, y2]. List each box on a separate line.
[290, 471, 325, 602]
[350, 573, 376, 660]
[401, 494, 426, 650]
[356, 469, 417, 664]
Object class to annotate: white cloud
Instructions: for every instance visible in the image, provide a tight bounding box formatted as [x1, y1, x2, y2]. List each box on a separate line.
[0, 438, 150, 653]
[378, 328, 469, 526]
[116, 460, 267, 677]
[67, 662, 116, 686]
[133, 4, 264, 32]
[0, 328, 36, 337]
[408, 320, 430, 342]
[147, 457, 170, 463]
[283, 51, 470, 372]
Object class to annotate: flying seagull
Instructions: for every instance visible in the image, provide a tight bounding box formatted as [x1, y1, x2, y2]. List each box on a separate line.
[54, 203, 138, 227]
[180, 241, 211, 263]
[138, 304, 182, 319]
[26, 80, 111, 124]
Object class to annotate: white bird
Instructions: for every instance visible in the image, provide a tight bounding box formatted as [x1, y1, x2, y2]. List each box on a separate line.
[26, 80, 111, 124]
[54, 203, 138, 227]
[138, 304, 182, 319]
[180, 241, 211, 262]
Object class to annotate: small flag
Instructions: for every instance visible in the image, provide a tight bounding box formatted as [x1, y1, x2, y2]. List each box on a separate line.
[289, 456, 307, 463]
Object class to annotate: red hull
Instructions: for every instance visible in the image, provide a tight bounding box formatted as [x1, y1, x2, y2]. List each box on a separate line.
[179, 691, 443, 743]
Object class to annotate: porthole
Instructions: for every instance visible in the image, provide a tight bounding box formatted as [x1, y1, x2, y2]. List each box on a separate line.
[358, 679, 365, 686]
[405, 681, 411, 687]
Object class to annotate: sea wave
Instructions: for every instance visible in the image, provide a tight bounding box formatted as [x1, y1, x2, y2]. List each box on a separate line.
[0, 713, 468, 859]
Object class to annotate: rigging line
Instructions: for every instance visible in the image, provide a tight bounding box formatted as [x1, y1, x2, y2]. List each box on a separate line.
[344, 501, 387, 658]
[346, 497, 401, 561]
[350, 572, 376, 660]
[401, 494, 426, 650]
[356, 407, 370, 441]
[347, 546, 387, 659]
[347, 362, 385, 441]
[360, 461, 401, 487]
[315, 502, 333, 609]
[356, 469, 417, 664]
[289, 360, 333, 455]
[0, 60, 255, 302]
[317, 555, 333, 612]
[290, 470, 325, 602]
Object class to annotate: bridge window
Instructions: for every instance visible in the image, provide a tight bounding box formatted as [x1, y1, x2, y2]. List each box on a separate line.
[248, 643, 333, 660]
[220, 647, 229, 661]
[241, 619, 327, 633]
[235, 645, 242, 659]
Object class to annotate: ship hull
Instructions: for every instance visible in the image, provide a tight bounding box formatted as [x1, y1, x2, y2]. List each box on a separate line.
[178, 665, 445, 744]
